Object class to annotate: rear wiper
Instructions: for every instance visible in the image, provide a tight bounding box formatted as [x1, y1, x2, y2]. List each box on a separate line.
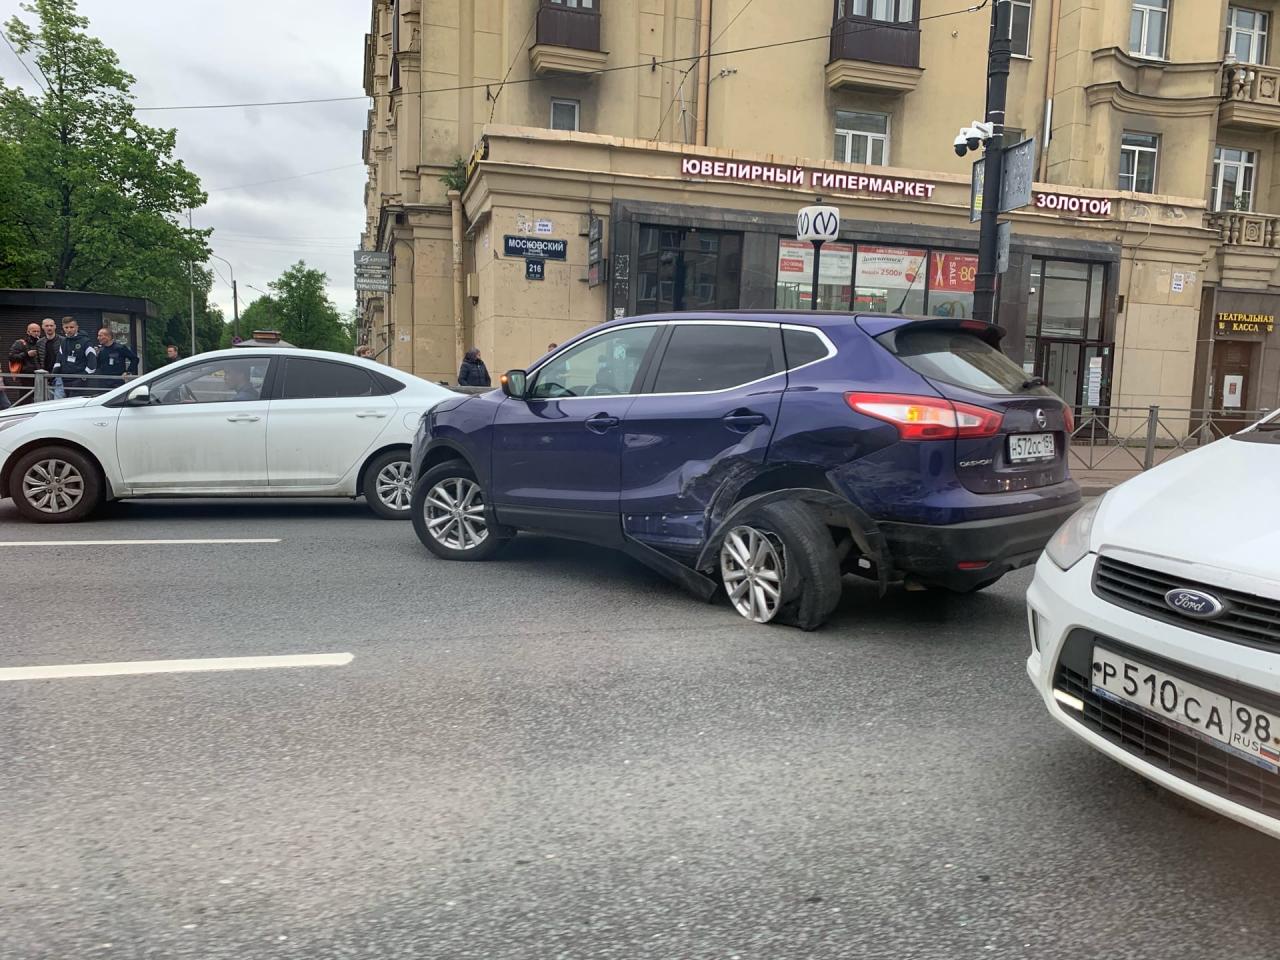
[1021, 377, 1044, 390]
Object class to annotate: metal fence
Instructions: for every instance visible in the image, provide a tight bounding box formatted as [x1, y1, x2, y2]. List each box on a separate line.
[1069, 405, 1272, 472]
[2, 371, 133, 407]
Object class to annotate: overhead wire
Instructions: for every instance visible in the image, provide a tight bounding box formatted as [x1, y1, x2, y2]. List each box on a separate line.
[1, 29, 46, 92]
[207, 163, 365, 193]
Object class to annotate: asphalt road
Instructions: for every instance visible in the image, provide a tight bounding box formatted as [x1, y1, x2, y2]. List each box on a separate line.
[2, 498, 1278, 960]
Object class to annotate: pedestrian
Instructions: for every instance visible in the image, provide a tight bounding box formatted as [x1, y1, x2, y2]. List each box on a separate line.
[355, 345, 374, 359]
[547, 342, 558, 352]
[35, 318, 62, 400]
[458, 347, 491, 387]
[164, 344, 181, 365]
[57, 317, 94, 399]
[7, 322, 41, 406]
[86, 325, 139, 390]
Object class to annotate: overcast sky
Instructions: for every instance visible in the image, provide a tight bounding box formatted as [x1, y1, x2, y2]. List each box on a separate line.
[1, 0, 369, 323]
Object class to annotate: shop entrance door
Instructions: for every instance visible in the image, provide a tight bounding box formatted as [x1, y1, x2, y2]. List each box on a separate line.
[1037, 339, 1084, 407]
[1211, 339, 1257, 430]
[634, 227, 742, 314]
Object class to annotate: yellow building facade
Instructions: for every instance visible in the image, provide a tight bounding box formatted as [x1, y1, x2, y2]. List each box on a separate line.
[361, 0, 1280, 414]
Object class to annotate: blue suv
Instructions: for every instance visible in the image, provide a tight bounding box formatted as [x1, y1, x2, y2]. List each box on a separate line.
[409, 312, 1081, 629]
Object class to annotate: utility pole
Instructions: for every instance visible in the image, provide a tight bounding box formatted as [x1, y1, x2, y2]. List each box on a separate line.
[209, 253, 240, 339]
[187, 209, 196, 354]
[973, 0, 1012, 325]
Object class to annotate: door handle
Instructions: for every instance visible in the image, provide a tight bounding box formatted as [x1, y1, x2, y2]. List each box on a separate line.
[226, 414, 261, 423]
[723, 409, 767, 432]
[356, 411, 389, 419]
[585, 413, 620, 434]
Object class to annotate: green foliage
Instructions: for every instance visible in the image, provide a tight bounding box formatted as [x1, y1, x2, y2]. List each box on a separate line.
[440, 157, 467, 193]
[256, 261, 352, 353]
[0, 0, 211, 360]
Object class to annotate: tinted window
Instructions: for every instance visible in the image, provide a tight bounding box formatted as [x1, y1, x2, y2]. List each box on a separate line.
[374, 371, 407, 395]
[783, 328, 829, 369]
[531, 326, 657, 399]
[653, 324, 780, 393]
[882, 329, 1038, 396]
[151, 357, 270, 405]
[281, 358, 379, 399]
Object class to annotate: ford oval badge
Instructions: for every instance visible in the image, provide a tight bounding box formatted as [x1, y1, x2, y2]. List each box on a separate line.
[1164, 587, 1226, 620]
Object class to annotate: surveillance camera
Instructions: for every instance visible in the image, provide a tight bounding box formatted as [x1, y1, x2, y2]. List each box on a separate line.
[954, 133, 969, 158]
[966, 133, 982, 152]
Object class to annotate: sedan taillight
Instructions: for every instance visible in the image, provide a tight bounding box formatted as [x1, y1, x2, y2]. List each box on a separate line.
[844, 392, 1004, 441]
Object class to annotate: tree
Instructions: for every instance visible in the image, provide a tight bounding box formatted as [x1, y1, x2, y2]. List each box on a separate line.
[0, 0, 207, 303]
[266, 261, 353, 353]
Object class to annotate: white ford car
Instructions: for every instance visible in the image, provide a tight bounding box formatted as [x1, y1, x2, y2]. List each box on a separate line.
[0, 347, 455, 522]
[1027, 410, 1280, 837]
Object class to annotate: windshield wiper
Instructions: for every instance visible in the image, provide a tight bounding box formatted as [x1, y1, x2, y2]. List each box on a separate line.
[1021, 377, 1045, 390]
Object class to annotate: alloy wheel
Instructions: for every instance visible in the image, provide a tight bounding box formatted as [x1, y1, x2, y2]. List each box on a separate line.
[423, 476, 489, 550]
[374, 459, 413, 512]
[719, 524, 784, 623]
[22, 458, 86, 515]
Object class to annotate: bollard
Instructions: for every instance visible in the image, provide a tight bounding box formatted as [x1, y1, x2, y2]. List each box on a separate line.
[1143, 405, 1159, 470]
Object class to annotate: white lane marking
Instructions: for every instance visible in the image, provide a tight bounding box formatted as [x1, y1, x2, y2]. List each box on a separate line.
[0, 653, 353, 682]
[0, 538, 281, 547]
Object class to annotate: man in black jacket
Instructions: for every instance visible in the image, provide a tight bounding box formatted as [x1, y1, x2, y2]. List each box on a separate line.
[57, 316, 94, 398]
[7, 322, 40, 405]
[86, 325, 139, 390]
[35, 318, 61, 399]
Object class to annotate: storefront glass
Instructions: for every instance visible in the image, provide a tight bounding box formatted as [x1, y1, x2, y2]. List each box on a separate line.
[775, 239, 854, 309]
[925, 251, 977, 319]
[774, 240, 972, 316]
[855, 245, 927, 314]
[636, 226, 742, 314]
[1025, 258, 1111, 410]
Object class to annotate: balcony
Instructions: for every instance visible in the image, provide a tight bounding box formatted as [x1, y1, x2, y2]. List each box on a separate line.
[1208, 211, 1280, 289]
[826, 7, 923, 95]
[1220, 60, 1280, 131]
[529, 1, 607, 77]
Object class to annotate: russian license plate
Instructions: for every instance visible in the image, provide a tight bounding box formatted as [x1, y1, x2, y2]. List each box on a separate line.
[1008, 433, 1056, 462]
[1091, 646, 1280, 771]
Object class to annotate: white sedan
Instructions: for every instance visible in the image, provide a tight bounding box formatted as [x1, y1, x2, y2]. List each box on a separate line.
[0, 347, 456, 522]
[1027, 411, 1280, 837]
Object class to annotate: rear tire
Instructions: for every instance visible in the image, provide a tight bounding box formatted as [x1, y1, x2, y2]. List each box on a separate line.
[718, 500, 842, 631]
[362, 449, 413, 520]
[8, 446, 102, 523]
[410, 459, 510, 561]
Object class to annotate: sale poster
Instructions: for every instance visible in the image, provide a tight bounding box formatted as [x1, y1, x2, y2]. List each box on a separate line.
[856, 245, 926, 290]
[930, 252, 978, 292]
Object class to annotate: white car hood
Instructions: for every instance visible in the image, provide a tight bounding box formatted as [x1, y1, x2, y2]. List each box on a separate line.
[0, 396, 96, 417]
[1094, 435, 1279, 588]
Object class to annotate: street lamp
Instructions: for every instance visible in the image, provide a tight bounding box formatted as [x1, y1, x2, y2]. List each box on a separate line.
[208, 253, 240, 340]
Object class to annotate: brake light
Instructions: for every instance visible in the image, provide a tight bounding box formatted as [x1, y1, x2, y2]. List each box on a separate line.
[1063, 405, 1074, 434]
[844, 392, 1004, 440]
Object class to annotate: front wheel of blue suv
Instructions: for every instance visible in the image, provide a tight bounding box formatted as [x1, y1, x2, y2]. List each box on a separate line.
[411, 460, 511, 561]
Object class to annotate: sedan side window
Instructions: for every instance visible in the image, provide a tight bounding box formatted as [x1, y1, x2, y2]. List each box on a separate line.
[151, 358, 269, 405]
[280, 358, 380, 399]
[531, 326, 658, 399]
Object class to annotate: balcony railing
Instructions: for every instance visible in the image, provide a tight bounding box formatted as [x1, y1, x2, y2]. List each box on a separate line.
[536, 2, 601, 52]
[1208, 210, 1280, 248]
[829, 15, 920, 70]
[1220, 60, 1280, 130]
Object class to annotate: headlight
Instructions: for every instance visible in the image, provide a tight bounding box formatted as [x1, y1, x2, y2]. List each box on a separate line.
[0, 414, 36, 435]
[1045, 498, 1101, 571]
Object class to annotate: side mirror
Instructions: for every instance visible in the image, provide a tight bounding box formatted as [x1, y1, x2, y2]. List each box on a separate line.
[125, 384, 151, 406]
[501, 369, 528, 400]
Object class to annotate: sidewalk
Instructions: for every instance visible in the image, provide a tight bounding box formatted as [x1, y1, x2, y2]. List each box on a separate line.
[1070, 446, 1188, 497]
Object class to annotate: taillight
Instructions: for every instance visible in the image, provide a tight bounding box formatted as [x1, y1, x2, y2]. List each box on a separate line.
[1063, 405, 1075, 434]
[845, 392, 1003, 440]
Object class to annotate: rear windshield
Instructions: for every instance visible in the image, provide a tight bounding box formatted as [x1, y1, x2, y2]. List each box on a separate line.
[879, 328, 1037, 396]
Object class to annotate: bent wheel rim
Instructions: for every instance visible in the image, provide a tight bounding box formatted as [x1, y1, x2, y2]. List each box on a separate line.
[423, 477, 489, 549]
[719, 524, 784, 623]
[374, 460, 413, 511]
[22, 458, 86, 515]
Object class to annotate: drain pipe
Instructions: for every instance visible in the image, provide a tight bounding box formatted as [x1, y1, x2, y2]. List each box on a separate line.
[449, 189, 465, 372]
[695, 0, 712, 145]
[1038, 0, 1062, 181]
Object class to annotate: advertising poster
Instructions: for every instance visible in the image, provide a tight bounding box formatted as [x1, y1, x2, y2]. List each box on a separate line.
[777, 239, 854, 286]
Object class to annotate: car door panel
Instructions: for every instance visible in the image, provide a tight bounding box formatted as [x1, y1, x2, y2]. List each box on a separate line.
[266, 357, 396, 491]
[114, 356, 273, 493]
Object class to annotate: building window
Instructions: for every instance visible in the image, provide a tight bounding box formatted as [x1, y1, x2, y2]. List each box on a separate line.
[1004, 126, 1026, 144]
[834, 111, 889, 166]
[1212, 146, 1257, 210]
[550, 98, 580, 131]
[1119, 132, 1159, 193]
[548, 0, 595, 7]
[1227, 6, 1268, 64]
[837, 0, 914, 23]
[1011, 0, 1033, 57]
[1129, 0, 1168, 59]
